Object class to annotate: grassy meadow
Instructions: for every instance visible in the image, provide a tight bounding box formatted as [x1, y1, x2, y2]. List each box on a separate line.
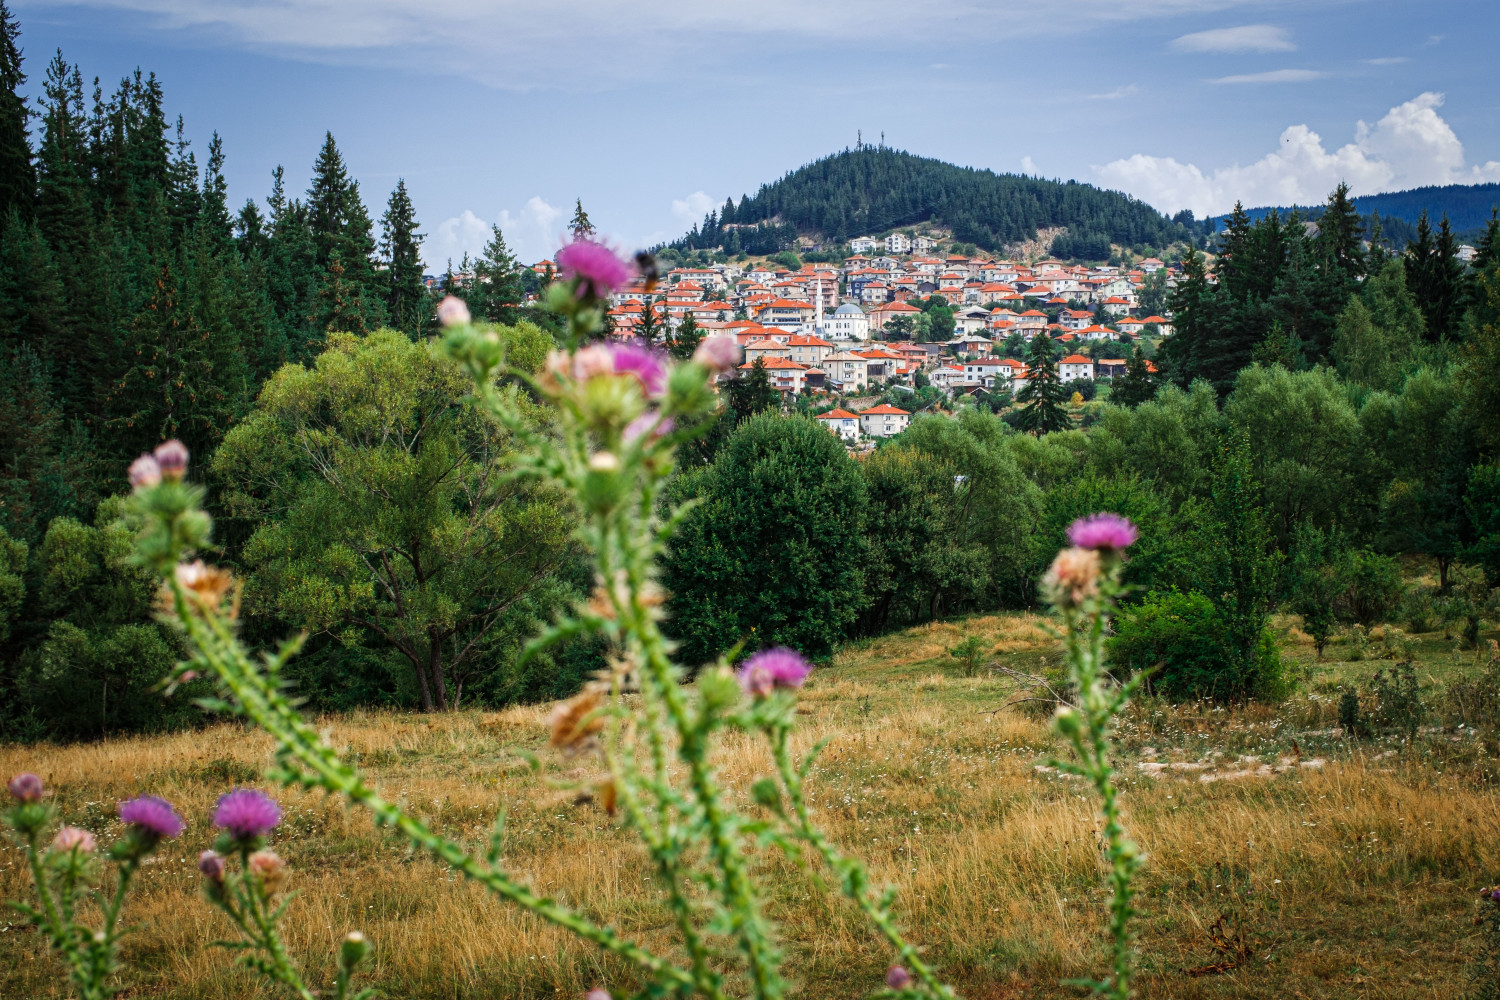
[2, 612, 1498, 999]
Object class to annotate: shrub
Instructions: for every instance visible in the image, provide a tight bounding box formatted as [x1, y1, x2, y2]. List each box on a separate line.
[1110, 590, 1285, 702]
[948, 635, 990, 677]
[1370, 661, 1424, 742]
[1335, 549, 1404, 626]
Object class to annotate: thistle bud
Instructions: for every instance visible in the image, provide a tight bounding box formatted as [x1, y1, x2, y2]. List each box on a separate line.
[1053, 705, 1082, 739]
[340, 930, 369, 972]
[248, 849, 287, 895]
[153, 440, 189, 481]
[198, 849, 226, 881]
[436, 295, 471, 327]
[7, 772, 43, 802]
[52, 826, 96, 854]
[128, 454, 162, 490]
[886, 965, 912, 989]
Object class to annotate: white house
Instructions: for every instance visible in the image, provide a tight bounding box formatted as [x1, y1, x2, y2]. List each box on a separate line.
[1059, 354, 1095, 382]
[824, 302, 871, 341]
[885, 232, 913, 254]
[822, 350, 872, 391]
[912, 235, 937, 253]
[849, 236, 878, 254]
[859, 404, 911, 438]
[815, 407, 861, 443]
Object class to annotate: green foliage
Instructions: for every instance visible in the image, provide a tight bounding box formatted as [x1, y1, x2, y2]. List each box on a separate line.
[1466, 463, 1500, 586]
[1331, 260, 1423, 390]
[663, 413, 869, 664]
[1110, 590, 1284, 702]
[1286, 523, 1344, 656]
[1015, 334, 1071, 435]
[1336, 548, 1405, 626]
[947, 635, 990, 677]
[213, 328, 578, 711]
[677, 147, 1189, 254]
[377, 179, 427, 336]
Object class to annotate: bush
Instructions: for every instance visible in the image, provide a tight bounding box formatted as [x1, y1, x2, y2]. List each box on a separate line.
[1335, 549, 1404, 625]
[1110, 590, 1285, 702]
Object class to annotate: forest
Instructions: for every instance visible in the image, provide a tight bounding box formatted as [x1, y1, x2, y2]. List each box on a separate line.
[667, 145, 1202, 256]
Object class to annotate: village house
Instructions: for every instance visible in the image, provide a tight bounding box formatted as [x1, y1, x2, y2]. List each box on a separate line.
[815, 407, 861, 443]
[738, 356, 821, 393]
[786, 334, 836, 367]
[743, 338, 791, 364]
[859, 404, 911, 438]
[868, 300, 920, 334]
[822, 350, 873, 391]
[849, 236, 878, 254]
[1059, 354, 1096, 382]
[1095, 358, 1128, 378]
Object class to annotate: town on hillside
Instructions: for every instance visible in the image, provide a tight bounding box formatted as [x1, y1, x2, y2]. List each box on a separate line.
[517, 233, 1177, 444]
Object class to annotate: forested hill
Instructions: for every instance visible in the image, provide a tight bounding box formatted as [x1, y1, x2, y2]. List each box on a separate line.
[1215, 182, 1500, 244]
[669, 147, 1197, 257]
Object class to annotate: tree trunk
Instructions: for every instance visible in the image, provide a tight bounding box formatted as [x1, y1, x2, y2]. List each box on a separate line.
[1437, 555, 1450, 594]
[410, 649, 435, 712]
[428, 630, 448, 711]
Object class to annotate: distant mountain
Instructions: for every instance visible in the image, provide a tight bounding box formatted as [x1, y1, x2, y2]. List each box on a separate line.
[666, 147, 1197, 258]
[1212, 182, 1500, 245]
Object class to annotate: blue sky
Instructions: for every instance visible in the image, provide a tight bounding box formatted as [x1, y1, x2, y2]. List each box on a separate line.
[13, 0, 1499, 267]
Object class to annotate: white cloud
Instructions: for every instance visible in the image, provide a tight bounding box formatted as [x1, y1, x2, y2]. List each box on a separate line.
[1095, 92, 1500, 218]
[671, 190, 716, 223]
[1210, 68, 1325, 84]
[1086, 84, 1140, 100]
[1363, 56, 1409, 65]
[1020, 156, 1038, 174]
[425, 196, 563, 270]
[1172, 24, 1294, 53]
[31, 0, 1299, 89]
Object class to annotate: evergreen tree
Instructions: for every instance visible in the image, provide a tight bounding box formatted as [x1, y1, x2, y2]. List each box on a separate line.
[1473, 208, 1499, 272]
[0, 1, 33, 223]
[378, 178, 426, 336]
[723, 356, 778, 423]
[198, 131, 232, 245]
[1405, 211, 1465, 341]
[307, 132, 383, 334]
[637, 296, 662, 344]
[568, 198, 594, 239]
[668, 312, 703, 360]
[1015, 333, 1070, 434]
[1111, 344, 1157, 407]
[470, 224, 522, 325]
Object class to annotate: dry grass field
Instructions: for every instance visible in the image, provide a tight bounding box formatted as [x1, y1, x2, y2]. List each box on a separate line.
[2, 612, 1498, 999]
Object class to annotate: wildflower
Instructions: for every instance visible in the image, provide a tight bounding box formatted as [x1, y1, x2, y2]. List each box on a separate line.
[1066, 512, 1138, 552]
[174, 560, 235, 610]
[128, 454, 162, 490]
[623, 411, 673, 444]
[1043, 545, 1101, 609]
[548, 688, 605, 753]
[586, 989, 612, 1000]
[693, 336, 740, 372]
[556, 239, 633, 297]
[436, 295, 471, 327]
[214, 788, 283, 841]
[247, 849, 287, 895]
[52, 826, 96, 854]
[609, 343, 667, 398]
[7, 772, 43, 802]
[738, 647, 812, 697]
[886, 965, 912, 989]
[571, 344, 616, 382]
[198, 850, 226, 881]
[153, 439, 189, 481]
[118, 795, 185, 840]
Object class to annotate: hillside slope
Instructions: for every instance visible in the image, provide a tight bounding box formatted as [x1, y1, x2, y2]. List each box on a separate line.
[671, 147, 1195, 256]
[1214, 181, 1500, 244]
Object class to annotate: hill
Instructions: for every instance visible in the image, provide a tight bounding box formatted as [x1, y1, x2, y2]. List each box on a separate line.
[1212, 181, 1500, 245]
[668, 147, 1197, 258]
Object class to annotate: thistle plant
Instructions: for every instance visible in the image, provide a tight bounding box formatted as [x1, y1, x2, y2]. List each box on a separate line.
[1042, 514, 1145, 999]
[3, 772, 184, 1000]
[124, 239, 954, 999]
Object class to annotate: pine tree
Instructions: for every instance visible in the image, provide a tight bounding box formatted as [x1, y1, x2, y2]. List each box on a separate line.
[1015, 333, 1070, 434]
[0, 1, 33, 223]
[637, 296, 661, 345]
[306, 133, 383, 334]
[668, 312, 702, 360]
[1111, 344, 1156, 407]
[569, 198, 594, 239]
[198, 132, 232, 245]
[1474, 208, 1499, 272]
[1405, 211, 1465, 341]
[470, 224, 522, 325]
[378, 179, 426, 335]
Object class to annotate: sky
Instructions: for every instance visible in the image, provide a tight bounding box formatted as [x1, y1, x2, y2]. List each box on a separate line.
[12, 0, 1499, 268]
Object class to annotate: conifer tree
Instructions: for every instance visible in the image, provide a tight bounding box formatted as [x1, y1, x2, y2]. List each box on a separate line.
[0, 1, 33, 223]
[668, 312, 702, 360]
[1474, 208, 1499, 272]
[1015, 333, 1070, 434]
[306, 133, 383, 334]
[198, 132, 232, 245]
[1405, 211, 1465, 341]
[569, 198, 594, 238]
[637, 296, 661, 344]
[1111, 344, 1156, 408]
[470, 223, 522, 325]
[378, 178, 426, 335]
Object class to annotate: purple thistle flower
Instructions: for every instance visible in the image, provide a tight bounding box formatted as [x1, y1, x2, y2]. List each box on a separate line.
[738, 647, 813, 697]
[624, 411, 674, 445]
[128, 454, 162, 490]
[1067, 512, 1138, 552]
[556, 239, 634, 297]
[214, 788, 283, 840]
[886, 965, 912, 989]
[153, 440, 189, 481]
[7, 772, 43, 802]
[118, 795, 184, 839]
[693, 336, 740, 372]
[610, 343, 668, 398]
[198, 850, 226, 881]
